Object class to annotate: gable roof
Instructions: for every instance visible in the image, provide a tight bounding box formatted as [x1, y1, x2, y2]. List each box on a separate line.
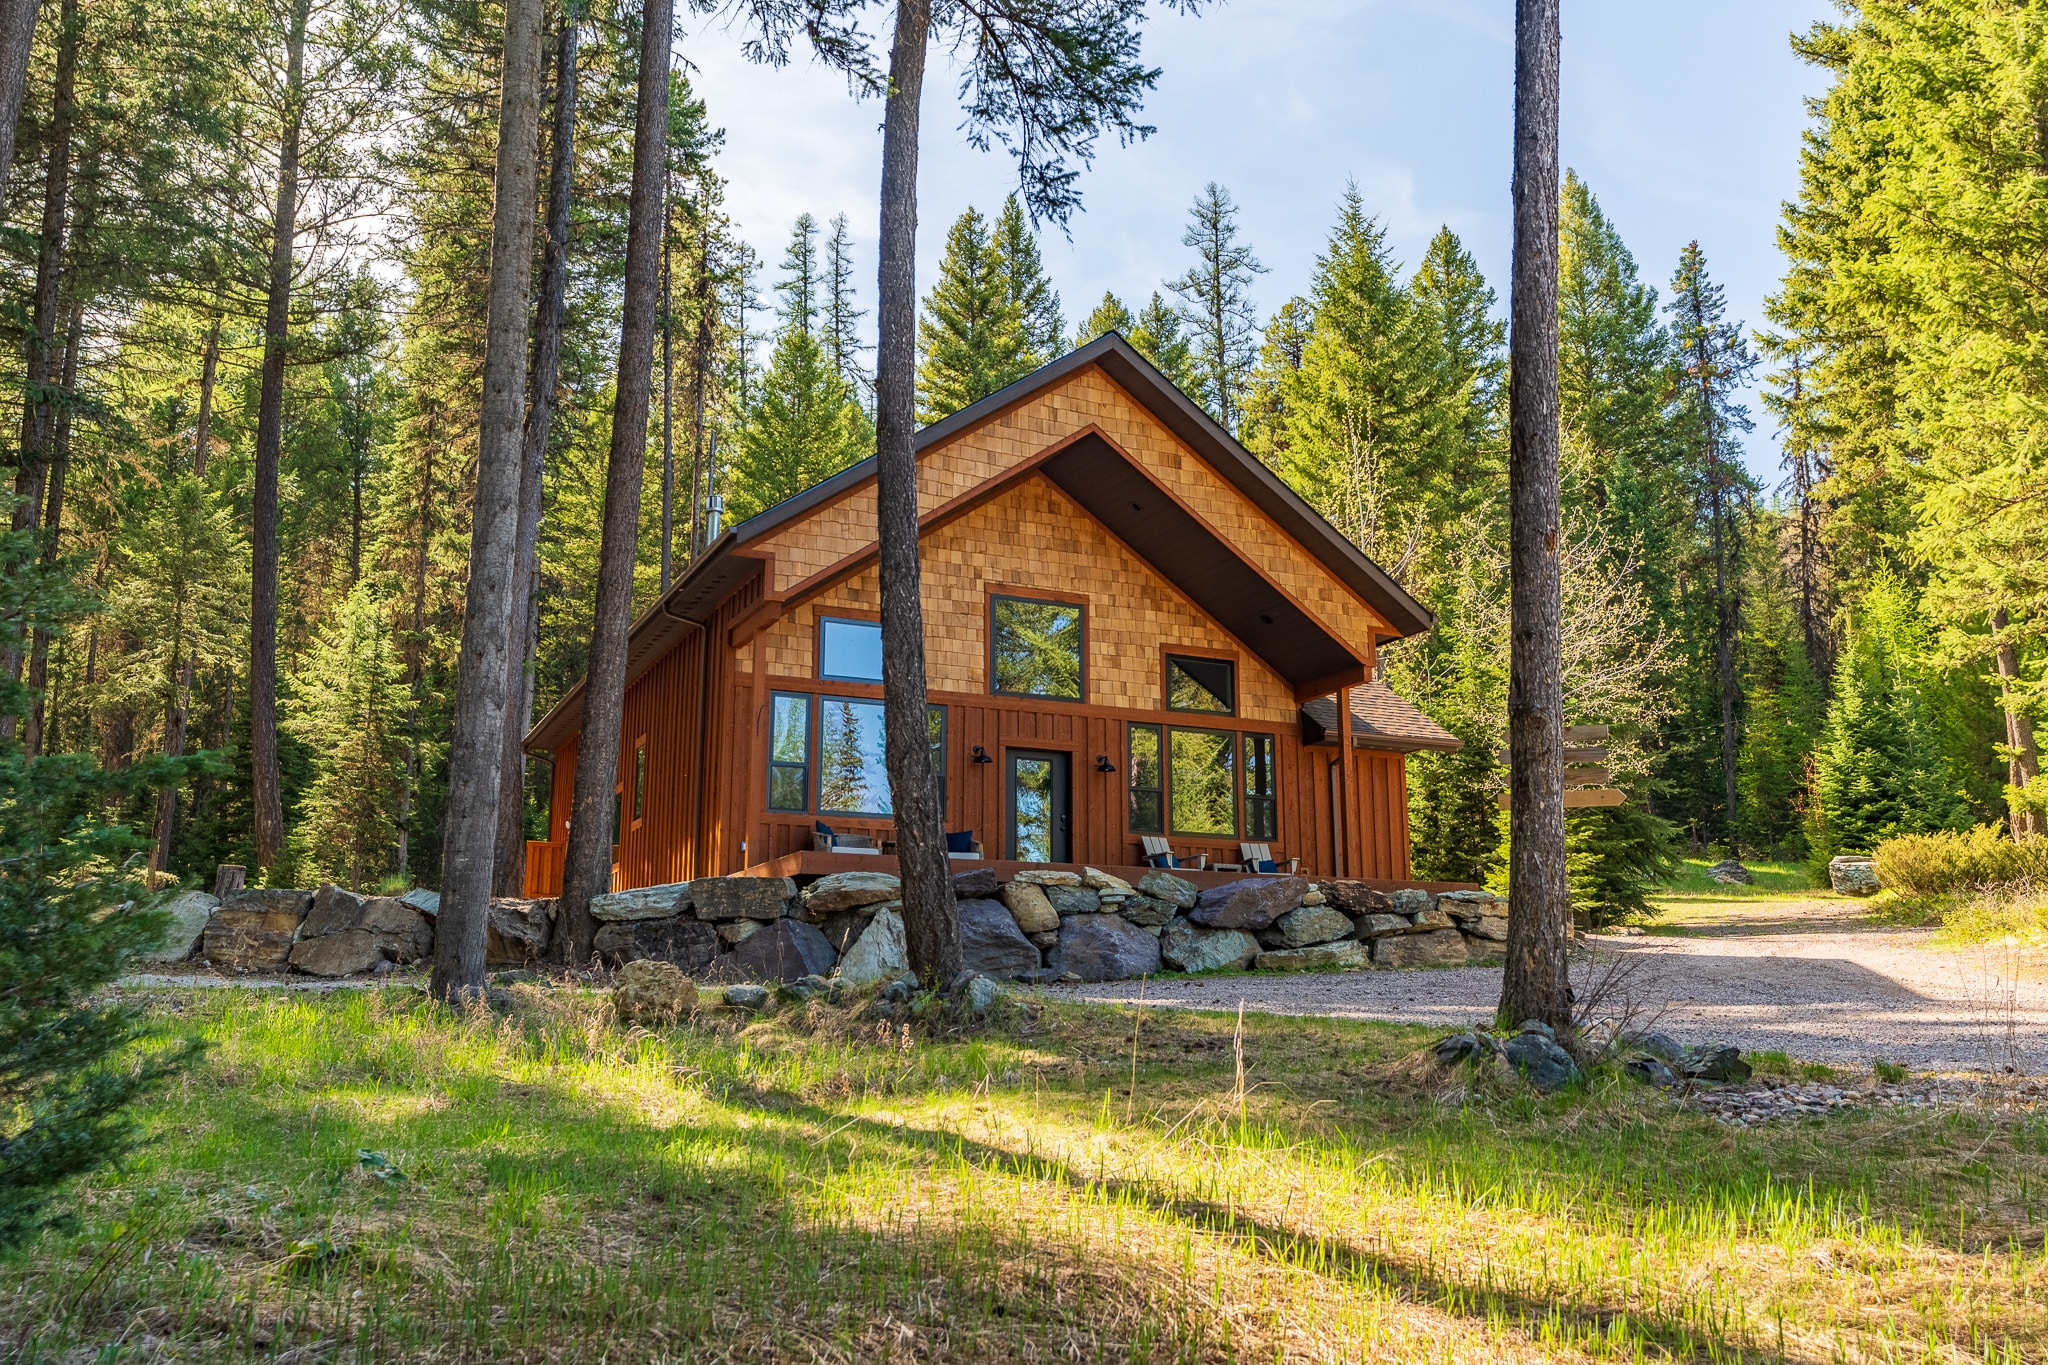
[1301, 683, 1465, 754]
[526, 332, 1433, 752]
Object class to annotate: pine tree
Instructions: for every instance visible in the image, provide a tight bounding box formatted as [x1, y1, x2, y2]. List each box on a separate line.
[1565, 804, 1681, 929]
[1131, 291, 1197, 392]
[1168, 181, 1265, 431]
[916, 206, 1030, 423]
[777, 211, 821, 339]
[991, 194, 1063, 359]
[1078, 290, 1133, 343]
[1241, 295, 1312, 469]
[289, 582, 411, 889]
[823, 211, 868, 399]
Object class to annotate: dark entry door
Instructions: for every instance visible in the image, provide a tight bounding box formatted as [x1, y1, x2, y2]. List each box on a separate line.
[1007, 750, 1071, 863]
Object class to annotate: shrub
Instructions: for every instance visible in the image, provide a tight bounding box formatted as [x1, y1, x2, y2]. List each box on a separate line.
[1871, 825, 2048, 898]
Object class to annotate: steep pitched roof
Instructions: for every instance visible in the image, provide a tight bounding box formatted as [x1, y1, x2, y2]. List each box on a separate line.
[526, 333, 1433, 752]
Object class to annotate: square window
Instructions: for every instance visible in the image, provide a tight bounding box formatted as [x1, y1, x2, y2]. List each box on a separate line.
[819, 616, 883, 683]
[1167, 654, 1235, 714]
[768, 693, 812, 812]
[1127, 723, 1163, 834]
[991, 595, 1084, 700]
[1169, 727, 1239, 837]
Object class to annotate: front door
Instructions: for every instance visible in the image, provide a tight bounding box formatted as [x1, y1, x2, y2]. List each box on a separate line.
[1007, 750, 1071, 863]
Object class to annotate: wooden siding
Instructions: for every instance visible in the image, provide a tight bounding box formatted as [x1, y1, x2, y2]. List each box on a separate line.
[760, 476, 1299, 723]
[1353, 750, 1412, 882]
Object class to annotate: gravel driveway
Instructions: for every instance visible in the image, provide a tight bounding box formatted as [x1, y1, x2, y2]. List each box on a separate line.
[1058, 900, 2048, 1073]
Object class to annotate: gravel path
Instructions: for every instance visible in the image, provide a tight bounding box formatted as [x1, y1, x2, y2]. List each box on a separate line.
[1059, 900, 2048, 1073]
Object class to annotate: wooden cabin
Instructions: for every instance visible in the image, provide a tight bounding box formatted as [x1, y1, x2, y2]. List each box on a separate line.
[521, 333, 1461, 896]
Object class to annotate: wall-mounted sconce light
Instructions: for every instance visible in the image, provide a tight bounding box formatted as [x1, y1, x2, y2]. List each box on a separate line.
[971, 745, 993, 764]
[1095, 754, 1116, 773]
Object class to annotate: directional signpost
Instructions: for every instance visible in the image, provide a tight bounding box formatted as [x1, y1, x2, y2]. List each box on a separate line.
[1499, 724, 1624, 808]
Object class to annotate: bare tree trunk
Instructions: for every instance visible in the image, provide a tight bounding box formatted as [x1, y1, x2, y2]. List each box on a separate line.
[875, 0, 959, 988]
[1993, 608, 2042, 839]
[249, 0, 309, 872]
[0, 0, 39, 200]
[1710, 479, 1740, 855]
[152, 637, 195, 876]
[659, 237, 674, 591]
[24, 294, 81, 758]
[193, 311, 221, 479]
[1497, 0, 1567, 1035]
[2, 0, 75, 724]
[431, 0, 547, 1002]
[554, 0, 669, 964]
[493, 8, 580, 900]
[686, 212, 712, 558]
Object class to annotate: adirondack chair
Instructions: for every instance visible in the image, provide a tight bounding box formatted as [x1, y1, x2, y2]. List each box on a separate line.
[945, 830, 985, 861]
[1139, 836, 1205, 871]
[812, 821, 881, 855]
[1238, 843, 1299, 875]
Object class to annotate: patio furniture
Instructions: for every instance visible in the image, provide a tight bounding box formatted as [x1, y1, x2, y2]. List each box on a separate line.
[1239, 843, 1299, 875]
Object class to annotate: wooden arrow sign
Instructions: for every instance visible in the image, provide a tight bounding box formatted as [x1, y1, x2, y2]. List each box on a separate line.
[1564, 725, 1610, 743]
[1563, 746, 1609, 764]
[1498, 787, 1626, 810]
[1564, 767, 1612, 787]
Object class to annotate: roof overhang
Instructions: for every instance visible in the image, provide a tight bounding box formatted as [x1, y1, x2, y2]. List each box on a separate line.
[1300, 686, 1465, 754]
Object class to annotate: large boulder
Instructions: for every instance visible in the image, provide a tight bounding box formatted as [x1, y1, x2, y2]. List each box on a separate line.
[302, 885, 368, 939]
[592, 881, 694, 922]
[1257, 941, 1368, 972]
[1045, 885, 1101, 917]
[802, 871, 900, 916]
[486, 898, 552, 965]
[1117, 895, 1175, 928]
[289, 931, 384, 978]
[1321, 881, 1393, 917]
[143, 890, 218, 963]
[950, 867, 1000, 899]
[1263, 904, 1353, 949]
[614, 960, 698, 1024]
[202, 890, 312, 972]
[1388, 888, 1435, 917]
[1188, 876, 1307, 931]
[1081, 867, 1134, 892]
[1707, 860, 1753, 886]
[998, 881, 1059, 934]
[1047, 914, 1161, 982]
[1137, 870, 1198, 909]
[716, 918, 837, 983]
[1466, 915, 1510, 943]
[401, 887, 440, 918]
[815, 909, 877, 955]
[957, 898, 1042, 980]
[1011, 869, 1081, 887]
[1438, 889, 1504, 922]
[1353, 913, 1410, 938]
[1372, 928, 1470, 968]
[693, 876, 796, 921]
[1503, 1030, 1579, 1091]
[835, 908, 908, 988]
[593, 916, 718, 972]
[360, 898, 434, 963]
[1829, 856, 1879, 896]
[1408, 907, 1457, 931]
[1159, 917, 1259, 974]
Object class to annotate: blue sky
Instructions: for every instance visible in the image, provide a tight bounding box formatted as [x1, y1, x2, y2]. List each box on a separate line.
[682, 0, 1838, 486]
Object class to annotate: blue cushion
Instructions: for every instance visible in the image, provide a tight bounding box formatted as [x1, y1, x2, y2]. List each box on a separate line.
[815, 821, 835, 840]
[945, 830, 976, 853]
[1147, 851, 1178, 868]
[1256, 859, 1278, 874]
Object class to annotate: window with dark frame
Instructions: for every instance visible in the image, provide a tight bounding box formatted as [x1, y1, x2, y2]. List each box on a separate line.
[1127, 722, 1163, 833]
[767, 692, 812, 812]
[818, 696, 890, 816]
[632, 738, 647, 823]
[818, 616, 884, 683]
[1243, 732, 1277, 840]
[1166, 654, 1235, 714]
[990, 595, 1084, 700]
[928, 704, 948, 816]
[1168, 726, 1239, 837]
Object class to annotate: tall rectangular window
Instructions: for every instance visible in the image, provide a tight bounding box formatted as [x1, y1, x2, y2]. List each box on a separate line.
[1243, 732, 1277, 840]
[767, 692, 812, 812]
[928, 704, 948, 816]
[632, 738, 647, 823]
[1167, 655, 1235, 714]
[819, 616, 884, 683]
[1169, 727, 1239, 837]
[818, 696, 890, 815]
[1127, 723, 1163, 833]
[990, 595, 1084, 700]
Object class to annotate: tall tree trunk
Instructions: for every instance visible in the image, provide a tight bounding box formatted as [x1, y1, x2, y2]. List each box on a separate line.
[493, 8, 579, 900]
[875, 0, 959, 988]
[193, 311, 221, 479]
[1497, 0, 1567, 1035]
[3, 0, 75, 724]
[24, 294, 81, 758]
[1993, 608, 2042, 840]
[0, 0, 39, 200]
[431, 0, 547, 1001]
[1710, 480, 1740, 854]
[687, 212, 712, 558]
[553, 0, 669, 965]
[152, 627, 195, 876]
[659, 238, 674, 591]
[398, 438, 431, 877]
[249, 0, 309, 871]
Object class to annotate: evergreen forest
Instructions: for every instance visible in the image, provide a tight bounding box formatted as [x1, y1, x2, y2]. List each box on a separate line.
[0, 0, 2041, 905]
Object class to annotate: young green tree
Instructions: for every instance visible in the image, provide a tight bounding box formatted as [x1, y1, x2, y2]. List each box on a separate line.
[1167, 181, 1265, 432]
[1077, 290, 1133, 342]
[289, 581, 411, 889]
[991, 193, 1063, 359]
[823, 210, 868, 399]
[916, 205, 1029, 423]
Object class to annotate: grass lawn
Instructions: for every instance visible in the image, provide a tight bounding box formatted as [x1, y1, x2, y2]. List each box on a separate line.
[1652, 856, 1818, 904]
[5, 985, 2044, 1363]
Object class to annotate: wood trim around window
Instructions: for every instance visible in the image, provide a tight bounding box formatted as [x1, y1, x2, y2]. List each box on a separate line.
[985, 585, 1090, 703]
[813, 605, 883, 684]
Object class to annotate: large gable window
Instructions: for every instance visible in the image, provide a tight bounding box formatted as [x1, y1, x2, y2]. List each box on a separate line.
[819, 616, 883, 683]
[1167, 654, 1235, 714]
[990, 595, 1084, 700]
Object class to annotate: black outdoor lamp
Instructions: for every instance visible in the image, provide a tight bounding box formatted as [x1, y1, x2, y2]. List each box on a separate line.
[971, 745, 993, 764]
[1095, 754, 1116, 773]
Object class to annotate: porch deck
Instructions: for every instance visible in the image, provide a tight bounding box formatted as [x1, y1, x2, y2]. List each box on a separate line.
[733, 849, 1479, 894]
